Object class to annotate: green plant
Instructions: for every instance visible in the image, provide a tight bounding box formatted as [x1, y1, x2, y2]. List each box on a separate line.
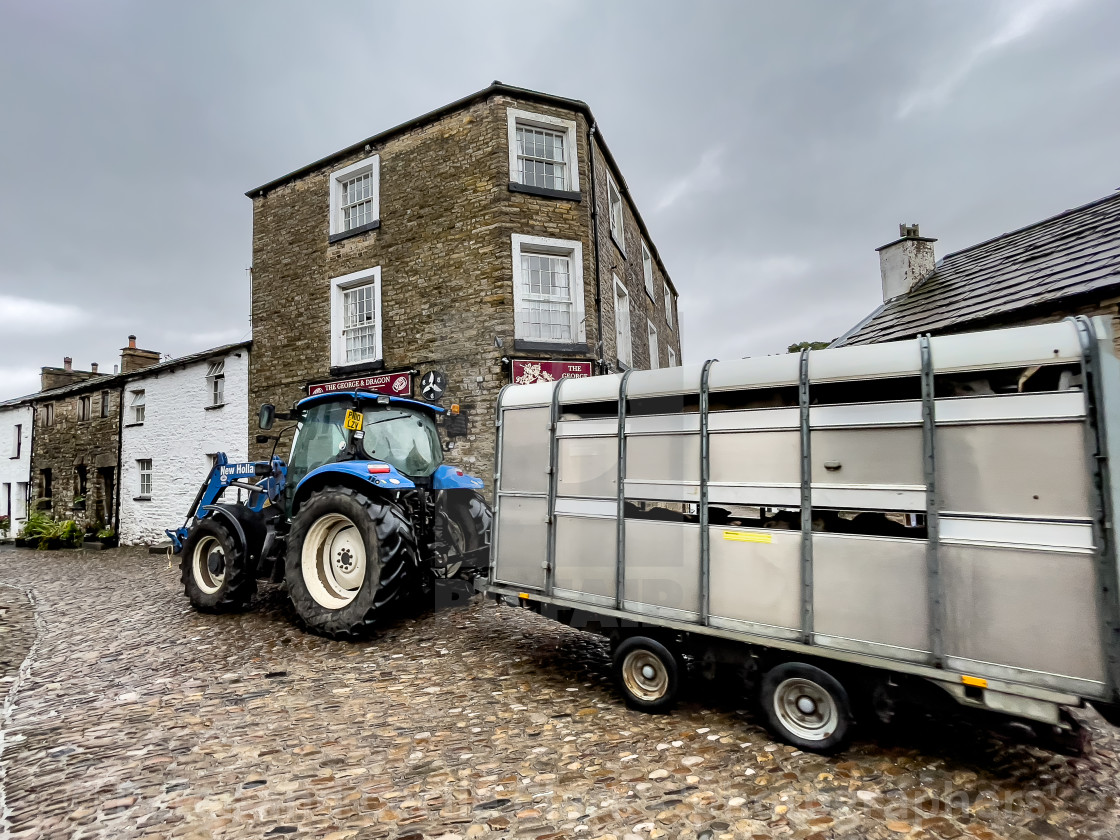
[19, 510, 53, 540]
[96, 527, 115, 540]
[0, 515, 9, 536]
[18, 512, 83, 550]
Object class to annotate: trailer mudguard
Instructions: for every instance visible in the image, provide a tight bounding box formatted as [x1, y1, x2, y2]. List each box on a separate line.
[431, 464, 486, 491]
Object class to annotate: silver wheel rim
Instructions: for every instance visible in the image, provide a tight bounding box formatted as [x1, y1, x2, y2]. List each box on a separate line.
[773, 677, 838, 741]
[622, 649, 669, 702]
[192, 535, 225, 595]
[302, 513, 367, 609]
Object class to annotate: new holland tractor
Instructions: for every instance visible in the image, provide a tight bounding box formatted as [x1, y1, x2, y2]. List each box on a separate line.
[166, 391, 491, 639]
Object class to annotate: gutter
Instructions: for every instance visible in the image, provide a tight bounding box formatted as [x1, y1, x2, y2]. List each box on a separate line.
[588, 121, 606, 374]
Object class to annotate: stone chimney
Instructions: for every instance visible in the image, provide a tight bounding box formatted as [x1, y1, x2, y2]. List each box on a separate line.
[119, 334, 161, 373]
[876, 223, 937, 302]
[63, 357, 72, 372]
[91, 363, 98, 374]
[40, 356, 103, 391]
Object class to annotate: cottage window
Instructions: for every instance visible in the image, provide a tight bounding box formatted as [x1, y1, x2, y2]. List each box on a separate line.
[137, 459, 152, 497]
[77, 395, 92, 422]
[647, 319, 659, 370]
[130, 390, 146, 424]
[42, 403, 54, 427]
[613, 275, 632, 367]
[11, 424, 21, 459]
[330, 267, 382, 367]
[667, 346, 677, 367]
[206, 360, 225, 406]
[329, 154, 380, 239]
[506, 109, 580, 195]
[511, 234, 586, 345]
[607, 174, 624, 251]
[642, 241, 655, 299]
[664, 282, 674, 330]
[100, 390, 110, 418]
[40, 468, 51, 501]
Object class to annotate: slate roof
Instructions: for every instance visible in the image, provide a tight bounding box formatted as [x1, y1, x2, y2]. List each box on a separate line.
[835, 190, 1120, 346]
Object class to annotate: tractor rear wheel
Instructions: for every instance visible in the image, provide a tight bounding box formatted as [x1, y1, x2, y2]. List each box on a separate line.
[180, 517, 255, 612]
[285, 487, 418, 640]
[434, 490, 492, 575]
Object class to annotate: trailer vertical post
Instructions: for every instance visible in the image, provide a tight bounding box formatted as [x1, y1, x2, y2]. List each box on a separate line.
[919, 335, 944, 667]
[699, 360, 716, 625]
[798, 348, 814, 644]
[545, 380, 564, 598]
[489, 384, 511, 588]
[615, 370, 634, 611]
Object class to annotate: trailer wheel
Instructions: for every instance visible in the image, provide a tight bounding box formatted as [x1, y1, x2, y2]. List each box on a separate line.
[760, 662, 853, 752]
[180, 517, 255, 612]
[285, 487, 418, 640]
[613, 636, 680, 713]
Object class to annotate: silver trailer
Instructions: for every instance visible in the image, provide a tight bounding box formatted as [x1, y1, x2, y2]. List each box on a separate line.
[483, 316, 1120, 752]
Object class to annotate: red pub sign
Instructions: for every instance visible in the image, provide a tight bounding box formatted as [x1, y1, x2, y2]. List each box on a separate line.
[307, 372, 412, 397]
[512, 360, 593, 385]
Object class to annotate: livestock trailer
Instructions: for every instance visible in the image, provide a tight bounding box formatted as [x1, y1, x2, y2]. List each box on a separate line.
[483, 316, 1120, 751]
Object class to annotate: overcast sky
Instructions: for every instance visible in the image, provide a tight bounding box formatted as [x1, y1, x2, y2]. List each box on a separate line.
[1, 0, 1118, 400]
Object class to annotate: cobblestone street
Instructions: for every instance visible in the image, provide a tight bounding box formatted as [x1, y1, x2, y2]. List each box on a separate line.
[2, 546, 1120, 840]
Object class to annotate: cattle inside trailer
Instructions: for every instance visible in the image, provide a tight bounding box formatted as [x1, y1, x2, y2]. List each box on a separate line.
[482, 316, 1120, 752]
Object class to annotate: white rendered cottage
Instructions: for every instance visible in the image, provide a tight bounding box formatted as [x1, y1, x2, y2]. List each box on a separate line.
[0, 401, 33, 536]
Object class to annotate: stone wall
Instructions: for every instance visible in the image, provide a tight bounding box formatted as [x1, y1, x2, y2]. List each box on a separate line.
[0, 404, 34, 532]
[118, 347, 249, 545]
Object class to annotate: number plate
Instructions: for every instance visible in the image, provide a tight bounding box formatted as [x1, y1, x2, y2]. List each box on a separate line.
[344, 409, 364, 431]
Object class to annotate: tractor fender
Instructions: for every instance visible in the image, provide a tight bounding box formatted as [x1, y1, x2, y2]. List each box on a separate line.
[291, 461, 415, 517]
[198, 504, 269, 573]
[431, 464, 486, 491]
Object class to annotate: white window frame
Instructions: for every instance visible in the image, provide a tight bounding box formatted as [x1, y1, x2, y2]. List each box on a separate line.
[511, 234, 586, 345]
[506, 108, 580, 193]
[613, 274, 632, 368]
[130, 390, 145, 424]
[607, 173, 624, 251]
[667, 346, 677, 367]
[642, 241, 655, 299]
[647, 319, 659, 370]
[664, 282, 674, 330]
[206, 360, 225, 407]
[328, 154, 380, 237]
[137, 459, 152, 498]
[12, 423, 21, 458]
[330, 266, 383, 367]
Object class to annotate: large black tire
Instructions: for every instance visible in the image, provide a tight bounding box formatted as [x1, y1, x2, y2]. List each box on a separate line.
[434, 490, 492, 570]
[760, 662, 853, 753]
[180, 517, 256, 612]
[613, 636, 680, 713]
[285, 486, 418, 640]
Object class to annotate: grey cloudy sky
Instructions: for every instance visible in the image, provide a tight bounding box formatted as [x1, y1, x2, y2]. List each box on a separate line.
[1, 0, 1118, 400]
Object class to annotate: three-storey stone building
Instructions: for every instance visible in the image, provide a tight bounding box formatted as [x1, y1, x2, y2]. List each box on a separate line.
[246, 83, 683, 482]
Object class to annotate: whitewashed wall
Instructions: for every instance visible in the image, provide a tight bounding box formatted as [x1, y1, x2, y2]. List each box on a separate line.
[0, 404, 33, 533]
[119, 347, 249, 545]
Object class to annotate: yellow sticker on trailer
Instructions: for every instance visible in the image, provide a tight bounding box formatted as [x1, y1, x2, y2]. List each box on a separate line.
[723, 531, 772, 544]
[344, 409, 364, 431]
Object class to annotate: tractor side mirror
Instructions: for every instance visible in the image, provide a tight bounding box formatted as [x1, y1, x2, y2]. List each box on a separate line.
[258, 404, 276, 430]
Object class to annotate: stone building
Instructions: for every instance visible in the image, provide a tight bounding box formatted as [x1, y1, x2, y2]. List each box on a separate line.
[118, 342, 250, 545]
[835, 190, 1120, 348]
[246, 82, 683, 484]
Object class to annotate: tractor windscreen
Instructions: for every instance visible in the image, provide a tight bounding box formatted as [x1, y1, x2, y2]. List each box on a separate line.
[286, 401, 350, 492]
[359, 406, 443, 477]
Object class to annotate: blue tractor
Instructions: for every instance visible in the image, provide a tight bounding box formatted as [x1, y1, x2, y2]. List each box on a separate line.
[167, 391, 491, 639]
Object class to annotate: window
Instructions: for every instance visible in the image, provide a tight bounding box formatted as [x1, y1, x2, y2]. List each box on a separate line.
[647, 319, 659, 370]
[11, 424, 21, 459]
[506, 108, 580, 194]
[642, 241, 655, 299]
[607, 174, 624, 250]
[77, 395, 91, 422]
[100, 390, 110, 418]
[613, 275, 632, 367]
[137, 459, 152, 497]
[328, 154, 380, 239]
[330, 267, 382, 367]
[41, 403, 54, 427]
[75, 465, 87, 499]
[511, 234, 586, 345]
[206, 360, 225, 406]
[667, 346, 677, 367]
[130, 390, 146, 424]
[664, 282, 674, 330]
[40, 468, 52, 500]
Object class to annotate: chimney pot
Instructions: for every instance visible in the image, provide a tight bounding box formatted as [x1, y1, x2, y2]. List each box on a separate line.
[128, 335, 137, 349]
[876, 223, 937, 302]
[113, 364, 119, 374]
[91, 363, 98, 373]
[63, 357, 72, 371]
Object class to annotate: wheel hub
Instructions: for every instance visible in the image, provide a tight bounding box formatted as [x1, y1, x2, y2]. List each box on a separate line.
[207, 549, 226, 577]
[191, 535, 226, 595]
[622, 650, 669, 701]
[796, 695, 817, 715]
[302, 512, 368, 609]
[773, 677, 837, 741]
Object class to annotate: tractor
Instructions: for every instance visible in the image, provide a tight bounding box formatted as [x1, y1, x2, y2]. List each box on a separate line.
[166, 390, 491, 639]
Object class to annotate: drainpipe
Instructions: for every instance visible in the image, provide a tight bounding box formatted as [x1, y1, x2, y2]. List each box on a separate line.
[588, 121, 606, 374]
[114, 383, 123, 536]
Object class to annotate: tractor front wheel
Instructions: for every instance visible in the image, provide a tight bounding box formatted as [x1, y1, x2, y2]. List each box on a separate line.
[180, 517, 255, 612]
[285, 487, 418, 640]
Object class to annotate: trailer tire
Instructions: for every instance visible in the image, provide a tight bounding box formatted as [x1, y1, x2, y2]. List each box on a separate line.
[285, 486, 418, 640]
[760, 662, 853, 752]
[180, 517, 255, 612]
[613, 636, 680, 713]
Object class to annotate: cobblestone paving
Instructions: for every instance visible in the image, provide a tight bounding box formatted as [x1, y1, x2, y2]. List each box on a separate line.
[2, 546, 1120, 839]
